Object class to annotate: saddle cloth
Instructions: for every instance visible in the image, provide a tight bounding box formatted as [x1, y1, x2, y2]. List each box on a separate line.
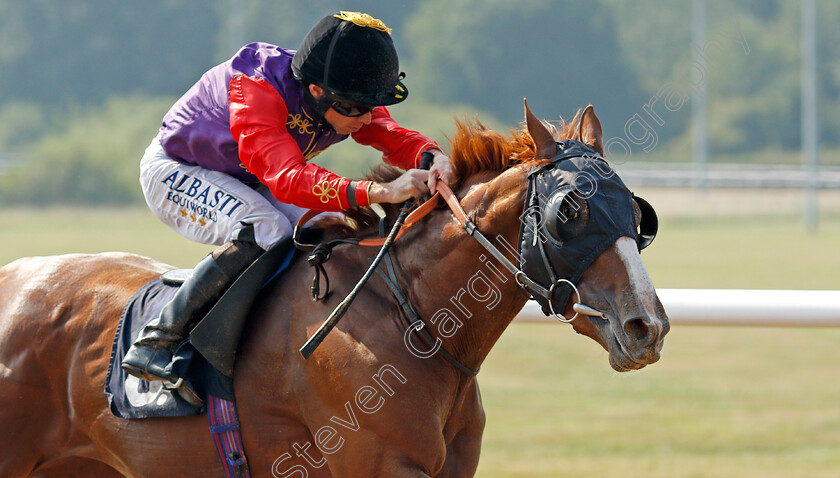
[104, 278, 227, 419]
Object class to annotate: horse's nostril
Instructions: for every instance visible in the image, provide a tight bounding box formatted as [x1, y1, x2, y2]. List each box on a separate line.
[623, 317, 650, 342]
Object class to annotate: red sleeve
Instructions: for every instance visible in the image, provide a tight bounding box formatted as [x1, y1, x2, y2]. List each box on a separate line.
[351, 107, 440, 170]
[228, 74, 372, 210]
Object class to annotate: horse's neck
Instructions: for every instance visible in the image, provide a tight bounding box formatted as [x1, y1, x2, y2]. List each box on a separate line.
[396, 168, 531, 372]
[410, 249, 528, 372]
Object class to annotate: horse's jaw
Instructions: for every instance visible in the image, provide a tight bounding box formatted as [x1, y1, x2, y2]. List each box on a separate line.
[572, 237, 670, 372]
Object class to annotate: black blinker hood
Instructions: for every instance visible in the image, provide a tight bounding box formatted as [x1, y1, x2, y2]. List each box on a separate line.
[517, 139, 640, 316]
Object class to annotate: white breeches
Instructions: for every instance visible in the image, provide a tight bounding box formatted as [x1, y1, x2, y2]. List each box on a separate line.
[139, 134, 309, 250]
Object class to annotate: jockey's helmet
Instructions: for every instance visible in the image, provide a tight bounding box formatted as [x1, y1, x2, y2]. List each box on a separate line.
[291, 12, 408, 107]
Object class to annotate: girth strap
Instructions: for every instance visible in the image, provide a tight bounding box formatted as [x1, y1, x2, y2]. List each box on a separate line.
[207, 394, 250, 478]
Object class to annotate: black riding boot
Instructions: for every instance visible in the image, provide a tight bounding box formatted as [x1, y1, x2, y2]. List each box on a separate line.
[121, 235, 264, 383]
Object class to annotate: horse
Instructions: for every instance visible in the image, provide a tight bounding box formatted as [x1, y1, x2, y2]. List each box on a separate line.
[0, 102, 669, 477]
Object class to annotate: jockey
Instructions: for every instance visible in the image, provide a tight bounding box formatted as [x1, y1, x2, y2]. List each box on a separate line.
[122, 12, 453, 384]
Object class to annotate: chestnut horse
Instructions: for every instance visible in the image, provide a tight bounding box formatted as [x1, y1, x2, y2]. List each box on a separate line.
[0, 104, 668, 477]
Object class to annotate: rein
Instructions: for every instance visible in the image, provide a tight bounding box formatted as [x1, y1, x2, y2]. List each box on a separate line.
[298, 153, 435, 359]
[294, 159, 609, 372]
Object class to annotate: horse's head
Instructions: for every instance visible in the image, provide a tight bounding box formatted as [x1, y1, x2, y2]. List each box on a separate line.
[521, 101, 668, 371]
[326, 101, 668, 373]
[447, 101, 668, 372]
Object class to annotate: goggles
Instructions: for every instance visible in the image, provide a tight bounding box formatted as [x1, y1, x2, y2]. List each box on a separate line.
[327, 94, 374, 117]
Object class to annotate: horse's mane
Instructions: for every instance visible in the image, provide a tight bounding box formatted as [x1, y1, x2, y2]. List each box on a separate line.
[316, 111, 585, 236]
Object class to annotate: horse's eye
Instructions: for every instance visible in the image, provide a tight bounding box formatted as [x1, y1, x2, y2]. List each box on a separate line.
[543, 189, 589, 244]
[561, 206, 579, 220]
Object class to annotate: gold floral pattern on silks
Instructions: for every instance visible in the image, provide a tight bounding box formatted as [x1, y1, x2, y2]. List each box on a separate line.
[333, 11, 392, 34]
[287, 114, 314, 135]
[312, 180, 339, 204]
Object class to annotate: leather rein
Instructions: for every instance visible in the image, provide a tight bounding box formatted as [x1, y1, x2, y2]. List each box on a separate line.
[293, 185, 482, 375]
[293, 174, 596, 376]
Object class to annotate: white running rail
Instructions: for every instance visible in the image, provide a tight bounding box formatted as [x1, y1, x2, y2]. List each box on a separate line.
[515, 289, 840, 327]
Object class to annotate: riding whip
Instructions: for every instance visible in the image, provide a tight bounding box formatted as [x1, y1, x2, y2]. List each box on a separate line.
[299, 151, 435, 359]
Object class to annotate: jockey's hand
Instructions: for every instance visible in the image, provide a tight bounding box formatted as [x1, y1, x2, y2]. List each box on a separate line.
[369, 169, 430, 204]
[427, 151, 454, 194]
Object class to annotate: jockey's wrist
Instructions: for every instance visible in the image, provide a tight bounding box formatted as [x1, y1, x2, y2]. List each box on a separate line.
[429, 149, 451, 165]
[368, 182, 387, 204]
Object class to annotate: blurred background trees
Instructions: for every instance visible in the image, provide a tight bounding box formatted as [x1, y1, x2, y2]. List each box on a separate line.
[0, 0, 837, 205]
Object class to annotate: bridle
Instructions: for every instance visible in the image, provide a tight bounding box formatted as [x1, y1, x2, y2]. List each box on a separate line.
[292, 150, 631, 374]
[514, 140, 658, 320]
[434, 180, 590, 323]
[434, 179, 607, 324]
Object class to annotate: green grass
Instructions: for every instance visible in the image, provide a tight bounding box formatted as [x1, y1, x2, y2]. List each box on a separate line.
[1, 207, 838, 477]
[476, 324, 840, 477]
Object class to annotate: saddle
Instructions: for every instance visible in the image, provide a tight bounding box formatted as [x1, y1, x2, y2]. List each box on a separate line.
[105, 239, 295, 419]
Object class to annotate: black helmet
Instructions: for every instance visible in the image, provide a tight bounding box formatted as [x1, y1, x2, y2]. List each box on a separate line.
[291, 12, 408, 106]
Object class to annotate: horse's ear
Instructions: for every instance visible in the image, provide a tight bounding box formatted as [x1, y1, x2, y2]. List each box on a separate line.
[578, 104, 604, 156]
[524, 98, 556, 159]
